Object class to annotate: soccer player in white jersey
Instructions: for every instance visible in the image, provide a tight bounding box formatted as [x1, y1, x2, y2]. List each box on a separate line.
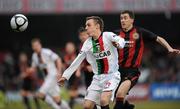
[31, 38, 70, 109]
[58, 16, 125, 109]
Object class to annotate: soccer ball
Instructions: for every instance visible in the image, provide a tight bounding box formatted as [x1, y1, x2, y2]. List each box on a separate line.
[10, 14, 28, 32]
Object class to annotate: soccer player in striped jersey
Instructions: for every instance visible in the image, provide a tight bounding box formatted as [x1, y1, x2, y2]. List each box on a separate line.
[114, 10, 180, 109]
[58, 16, 125, 109]
[19, 52, 40, 109]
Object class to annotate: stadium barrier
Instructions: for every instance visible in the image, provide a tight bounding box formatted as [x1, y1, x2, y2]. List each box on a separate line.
[150, 83, 180, 100]
[127, 83, 180, 101]
[2, 83, 180, 102]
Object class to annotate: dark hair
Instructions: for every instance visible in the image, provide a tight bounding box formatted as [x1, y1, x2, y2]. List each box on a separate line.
[86, 16, 104, 32]
[78, 27, 86, 34]
[31, 38, 41, 44]
[121, 10, 135, 19]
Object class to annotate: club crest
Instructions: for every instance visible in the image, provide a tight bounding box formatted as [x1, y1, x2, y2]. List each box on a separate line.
[133, 32, 139, 40]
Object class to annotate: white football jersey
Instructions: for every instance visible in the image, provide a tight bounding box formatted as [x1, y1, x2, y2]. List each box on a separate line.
[63, 32, 125, 80]
[32, 48, 59, 76]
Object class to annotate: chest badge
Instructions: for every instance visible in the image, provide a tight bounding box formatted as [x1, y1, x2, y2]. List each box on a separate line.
[133, 32, 139, 40]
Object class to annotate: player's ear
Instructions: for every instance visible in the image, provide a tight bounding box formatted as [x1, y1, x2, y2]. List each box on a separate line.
[131, 18, 134, 24]
[96, 23, 100, 30]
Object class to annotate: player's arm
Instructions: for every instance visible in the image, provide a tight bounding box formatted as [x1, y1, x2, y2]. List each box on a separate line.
[30, 54, 38, 73]
[19, 64, 26, 78]
[55, 58, 63, 73]
[58, 51, 86, 86]
[55, 58, 63, 79]
[49, 50, 63, 74]
[141, 28, 180, 54]
[156, 36, 180, 54]
[106, 32, 125, 49]
[48, 50, 64, 80]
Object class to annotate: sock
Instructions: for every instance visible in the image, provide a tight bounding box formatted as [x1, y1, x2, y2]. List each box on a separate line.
[93, 105, 102, 109]
[93, 105, 97, 109]
[78, 94, 84, 98]
[69, 97, 75, 108]
[101, 105, 109, 109]
[59, 100, 70, 109]
[114, 97, 124, 109]
[23, 96, 31, 109]
[33, 96, 41, 109]
[44, 95, 59, 109]
[56, 101, 61, 106]
[96, 105, 101, 109]
[124, 100, 135, 109]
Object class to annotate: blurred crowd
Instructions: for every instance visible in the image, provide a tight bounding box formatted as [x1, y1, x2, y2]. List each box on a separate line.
[140, 44, 180, 83]
[0, 41, 179, 92]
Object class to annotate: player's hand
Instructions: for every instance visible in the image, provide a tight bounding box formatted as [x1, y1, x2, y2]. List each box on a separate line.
[57, 77, 67, 87]
[86, 65, 93, 72]
[168, 48, 180, 55]
[75, 70, 81, 77]
[57, 73, 62, 81]
[112, 41, 120, 48]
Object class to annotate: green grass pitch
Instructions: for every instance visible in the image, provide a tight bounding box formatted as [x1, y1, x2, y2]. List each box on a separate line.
[1, 88, 180, 109]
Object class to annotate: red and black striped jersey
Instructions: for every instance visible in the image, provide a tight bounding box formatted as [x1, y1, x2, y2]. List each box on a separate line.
[117, 26, 157, 68]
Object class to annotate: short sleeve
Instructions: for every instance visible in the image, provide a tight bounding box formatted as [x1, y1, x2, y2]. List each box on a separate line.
[140, 28, 157, 41]
[80, 38, 90, 53]
[50, 52, 59, 61]
[44, 49, 59, 61]
[31, 54, 38, 67]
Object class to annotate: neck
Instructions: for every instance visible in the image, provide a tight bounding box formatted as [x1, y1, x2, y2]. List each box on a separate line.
[123, 25, 133, 32]
[92, 30, 101, 40]
[37, 49, 42, 54]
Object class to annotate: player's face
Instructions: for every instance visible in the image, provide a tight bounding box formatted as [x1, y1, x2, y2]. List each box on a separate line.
[32, 41, 42, 53]
[65, 42, 76, 54]
[79, 31, 89, 42]
[120, 13, 134, 30]
[85, 19, 99, 37]
[19, 53, 27, 63]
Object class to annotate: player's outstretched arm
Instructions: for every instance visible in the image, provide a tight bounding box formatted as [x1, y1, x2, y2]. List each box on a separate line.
[55, 58, 63, 75]
[156, 36, 180, 54]
[57, 51, 86, 86]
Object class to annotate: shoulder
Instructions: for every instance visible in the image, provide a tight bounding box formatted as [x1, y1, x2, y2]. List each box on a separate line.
[32, 53, 36, 58]
[113, 29, 123, 34]
[32, 53, 37, 61]
[102, 31, 118, 40]
[103, 31, 116, 35]
[42, 48, 54, 55]
[103, 31, 117, 37]
[81, 37, 92, 50]
[136, 26, 149, 32]
[136, 26, 155, 35]
[83, 37, 92, 45]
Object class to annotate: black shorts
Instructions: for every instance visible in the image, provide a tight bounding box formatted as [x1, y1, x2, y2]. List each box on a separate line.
[22, 78, 35, 91]
[118, 68, 140, 89]
[68, 74, 81, 90]
[84, 71, 93, 88]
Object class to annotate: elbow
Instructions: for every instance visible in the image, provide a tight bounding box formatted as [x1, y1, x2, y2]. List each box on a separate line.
[116, 39, 125, 49]
[56, 58, 62, 65]
[156, 36, 162, 43]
